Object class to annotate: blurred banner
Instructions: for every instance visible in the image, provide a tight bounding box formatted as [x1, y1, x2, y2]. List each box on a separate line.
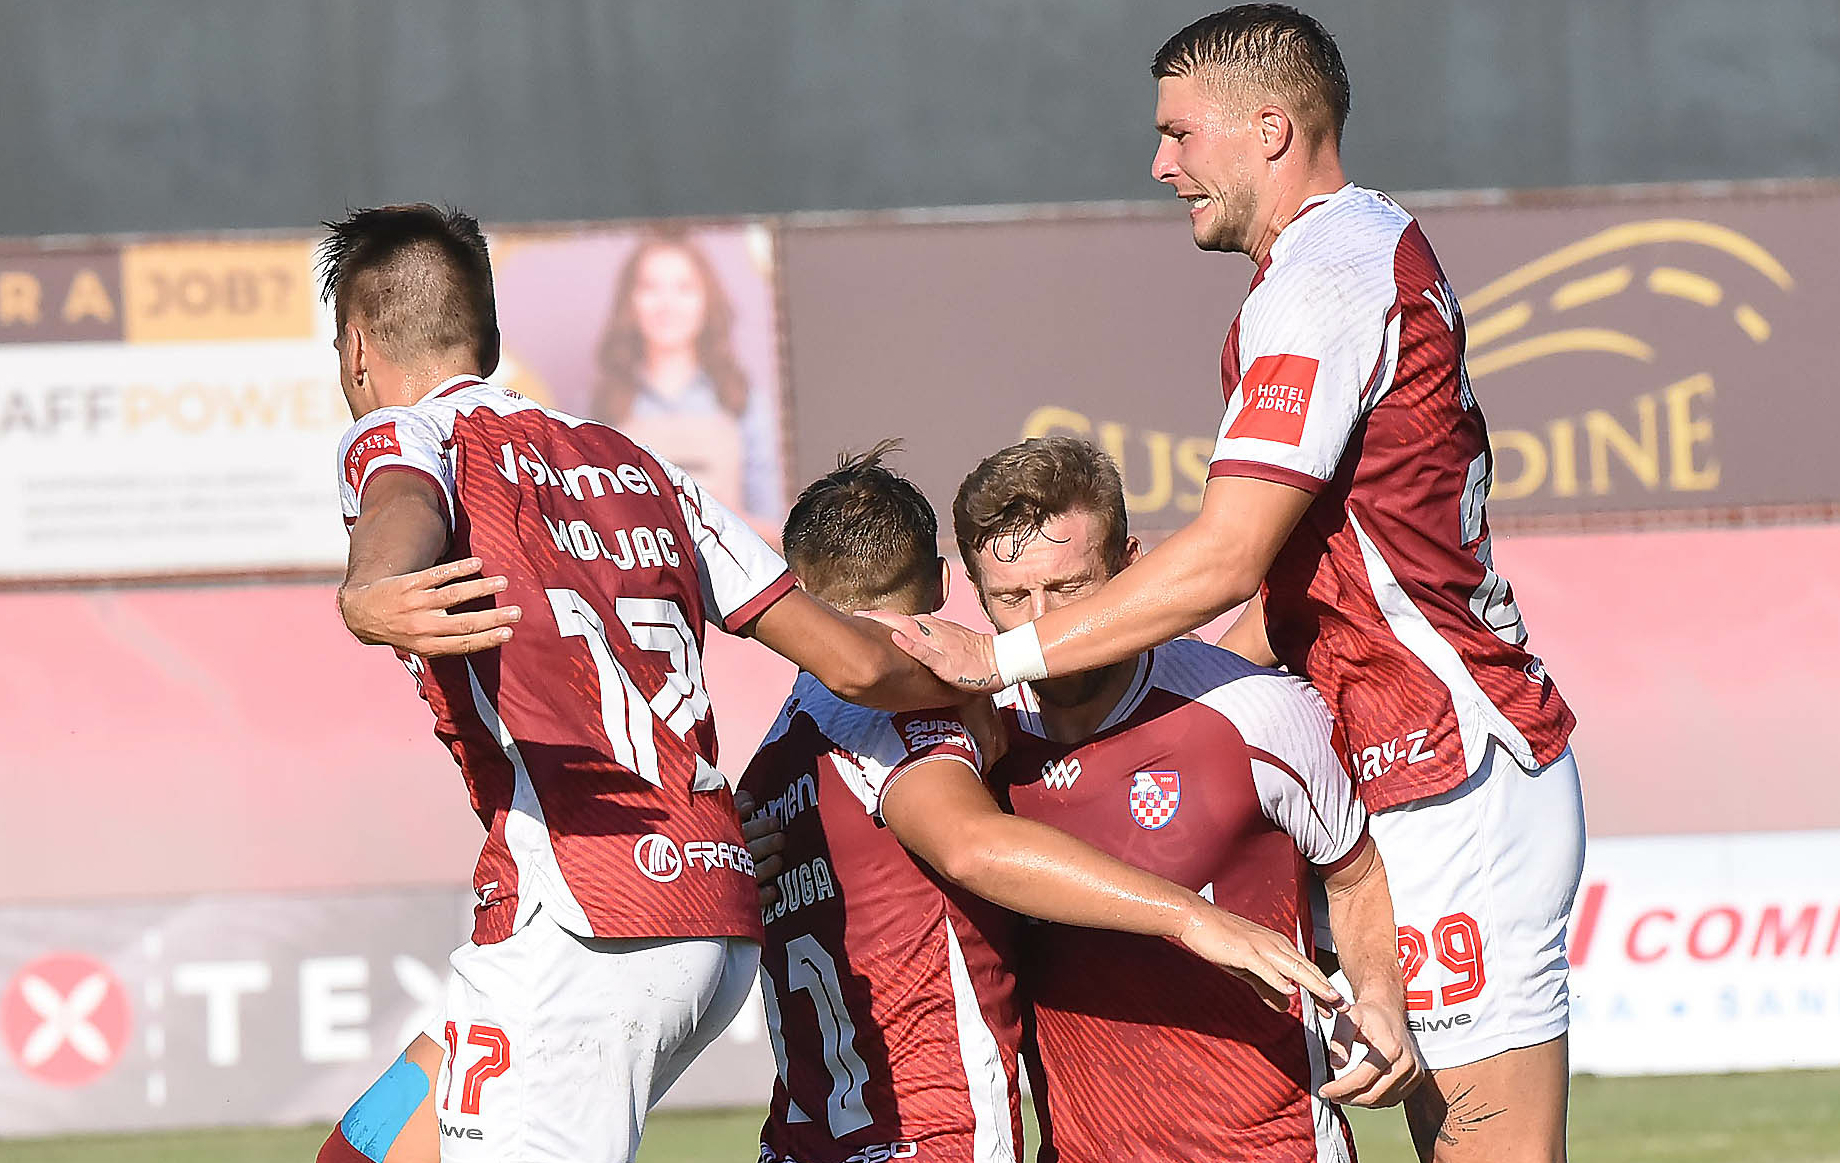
[784, 187, 1834, 532]
[0, 221, 787, 582]
[1568, 830, 1840, 1076]
[0, 889, 775, 1135]
[0, 240, 350, 580]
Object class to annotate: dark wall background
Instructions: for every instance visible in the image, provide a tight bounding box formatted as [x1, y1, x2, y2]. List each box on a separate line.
[0, 0, 1836, 237]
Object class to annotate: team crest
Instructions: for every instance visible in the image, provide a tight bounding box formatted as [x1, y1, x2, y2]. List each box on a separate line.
[1128, 770, 1181, 830]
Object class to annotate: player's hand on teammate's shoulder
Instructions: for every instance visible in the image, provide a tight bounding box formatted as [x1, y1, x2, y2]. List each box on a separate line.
[1178, 906, 1346, 1014]
[733, 792, 786, 910]
[337, 557, 521, 657]
[855, 611, 1004, 694]
[1318, 995, 1425, 1108]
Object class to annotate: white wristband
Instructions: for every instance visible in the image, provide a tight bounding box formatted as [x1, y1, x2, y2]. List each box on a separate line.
[993, 622, 1050, 687]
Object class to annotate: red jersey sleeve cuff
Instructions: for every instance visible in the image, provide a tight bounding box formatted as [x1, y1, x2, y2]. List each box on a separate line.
[1208, 459, 1328, 494]
[361, 464, 453, 527]
[723, 569, 797, 634]
[1312, 826, 1373, 879]
[874, 750, 981, 824]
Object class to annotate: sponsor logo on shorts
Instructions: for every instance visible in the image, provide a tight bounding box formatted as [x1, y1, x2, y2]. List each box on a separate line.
[1226, 353, 1317, 445]
[440, 1120, 485, 1141]
[1407, 1012, 1474, 1034]
[1128, 770, 1181, 830]
[633, 834, 683, 883]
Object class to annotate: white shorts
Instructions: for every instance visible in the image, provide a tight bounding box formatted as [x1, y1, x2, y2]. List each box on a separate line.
[426, 910, 759, 1163]
[1364, 742, 1586, 1071]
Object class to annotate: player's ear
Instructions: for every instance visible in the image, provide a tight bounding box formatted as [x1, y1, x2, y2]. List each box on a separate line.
[931, 556, 950, 614]
[343, 321, 368, 384]
[1122, 535, 1143, 570]
[1258, 104, 1291, 160]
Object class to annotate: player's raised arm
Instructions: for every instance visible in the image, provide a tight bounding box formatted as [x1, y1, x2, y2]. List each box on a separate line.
[878, 742, 1342, 1013]
[746, 589, 964, 711]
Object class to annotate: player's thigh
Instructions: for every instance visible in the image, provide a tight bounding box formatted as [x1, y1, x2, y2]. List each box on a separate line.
[319, 1034, 445, 1163]
[1368, 745, 1585, 1072]
[1405, 1034, 1569, 1163]
[645, 936, 761, 1107]
[442, 916, 745, 1163]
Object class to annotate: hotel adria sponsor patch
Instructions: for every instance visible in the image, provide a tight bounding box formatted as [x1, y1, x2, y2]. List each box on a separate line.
[1226, 353, 1317, 446]
[344, 423, 401, 492]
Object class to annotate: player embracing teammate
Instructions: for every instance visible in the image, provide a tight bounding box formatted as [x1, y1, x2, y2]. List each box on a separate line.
[872, 8, 1587, 1162]
[311, 205, 969, 1163]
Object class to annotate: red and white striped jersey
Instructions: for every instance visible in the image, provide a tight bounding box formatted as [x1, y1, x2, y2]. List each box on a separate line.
[336, 375, 792, 945]
[739, 673, 1025, 1163]
[1211, 183, 1575, 811]
[993, 639, 1363, 1163]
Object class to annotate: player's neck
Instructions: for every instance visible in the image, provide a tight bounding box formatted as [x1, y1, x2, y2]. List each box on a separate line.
[1247, 156, 1349, 264]
[1033, 655, 1143, 744]
[364, 360, 483, 412]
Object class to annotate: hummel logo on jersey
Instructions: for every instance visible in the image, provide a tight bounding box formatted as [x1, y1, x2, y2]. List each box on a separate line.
[633, 833, 683, 883]
[495, 440, 660, 501]
[1226, 354, 1317, 446]
[1042, 757, 1082, 790]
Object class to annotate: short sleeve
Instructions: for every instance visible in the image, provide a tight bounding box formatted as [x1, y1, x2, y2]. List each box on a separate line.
[800, 684, 983, 823]
[336, 407, 456, 530]
[1210, 264, 1396, 493]
[646, 447, 795, 633]
[1199, 671, 1368, 871]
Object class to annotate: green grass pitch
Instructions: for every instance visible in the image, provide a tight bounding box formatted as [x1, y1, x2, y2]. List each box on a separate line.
[6, 1070, 1838, 1162]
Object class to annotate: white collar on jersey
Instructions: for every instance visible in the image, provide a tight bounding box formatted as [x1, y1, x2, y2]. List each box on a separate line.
[415, 374, 488, 404]
[1014, 650, 1154, 740]
[1271, 182, 1356, 261]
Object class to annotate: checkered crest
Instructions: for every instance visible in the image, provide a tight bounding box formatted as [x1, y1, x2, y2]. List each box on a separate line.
[1128, 770, 1181, 830]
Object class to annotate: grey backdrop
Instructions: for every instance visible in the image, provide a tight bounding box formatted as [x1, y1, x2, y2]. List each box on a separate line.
[0, 0, 1836, 236]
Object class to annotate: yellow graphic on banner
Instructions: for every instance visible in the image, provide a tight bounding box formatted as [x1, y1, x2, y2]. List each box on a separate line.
[1463, 218, 1793, 505]
[122, 240, 316, 343]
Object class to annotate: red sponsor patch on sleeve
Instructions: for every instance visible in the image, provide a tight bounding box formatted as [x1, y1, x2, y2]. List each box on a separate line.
[892, 711, 980, 767]
[343, 423, 401, 492]
[1225, 353, 1318, 446]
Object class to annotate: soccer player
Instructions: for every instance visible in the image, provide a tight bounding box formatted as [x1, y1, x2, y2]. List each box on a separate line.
[311, 205, 958, 1163]
[737, 443, 1353, 1163]
[862, 10, 1586, 1162]
[948, 437, 1418, 1161]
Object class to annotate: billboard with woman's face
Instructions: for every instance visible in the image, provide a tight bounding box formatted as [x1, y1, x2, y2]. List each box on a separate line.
[490, 222, 787, 522]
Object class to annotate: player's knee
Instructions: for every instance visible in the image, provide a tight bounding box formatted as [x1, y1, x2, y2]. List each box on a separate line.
[327, 1050, 433, 1163]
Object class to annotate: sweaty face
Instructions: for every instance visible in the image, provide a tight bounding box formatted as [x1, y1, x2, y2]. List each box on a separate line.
[1151, 73, 1260, 254]
[972, 510, 1121, 707]
[631, 247, 708, 354]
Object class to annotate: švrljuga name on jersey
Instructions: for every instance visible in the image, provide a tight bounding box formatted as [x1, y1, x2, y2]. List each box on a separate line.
[492, 437, 686, 570]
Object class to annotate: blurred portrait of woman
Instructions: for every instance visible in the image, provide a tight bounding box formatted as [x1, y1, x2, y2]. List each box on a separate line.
[592, 230, 785, 517]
